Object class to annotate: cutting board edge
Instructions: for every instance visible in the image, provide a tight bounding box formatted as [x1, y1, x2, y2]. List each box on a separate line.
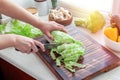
[36, 52, 64, 80]
[83, 60, 120, 80]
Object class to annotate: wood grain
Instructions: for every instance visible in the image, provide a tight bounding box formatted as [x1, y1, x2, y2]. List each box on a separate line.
[36, 25, 120, 80]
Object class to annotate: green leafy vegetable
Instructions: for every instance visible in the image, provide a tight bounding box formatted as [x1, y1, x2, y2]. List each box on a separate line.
[7, 20, 43, 38]
[10, 20, 43, 38]
[0, 23, 6, 34]
[50, 31, 85, 72]
[51, 30, 83, 45]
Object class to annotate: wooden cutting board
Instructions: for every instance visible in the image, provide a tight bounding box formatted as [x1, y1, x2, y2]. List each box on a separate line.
[35, 25, 120, 80]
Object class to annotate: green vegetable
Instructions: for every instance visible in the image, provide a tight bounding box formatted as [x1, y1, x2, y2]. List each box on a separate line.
[8, 20, 43, 38]
[50, 31, 85, 72]
[51, 30, 83, 45]
[74, 11, 106, 33]
[87, 11, 106, 33]
[0, 23, 6, 34]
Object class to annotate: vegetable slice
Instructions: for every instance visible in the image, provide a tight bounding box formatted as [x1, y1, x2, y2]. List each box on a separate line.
[50, 31, 85, 72]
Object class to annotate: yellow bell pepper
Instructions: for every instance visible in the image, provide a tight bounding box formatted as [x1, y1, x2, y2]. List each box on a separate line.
[117, 36, 120, 42]
[104, 27, 118, 41]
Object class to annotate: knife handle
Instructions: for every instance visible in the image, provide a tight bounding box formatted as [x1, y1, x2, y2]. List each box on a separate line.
[15, 48, 20, 51]
[15, 46, 40, 52]
[15, 48, 34, 52]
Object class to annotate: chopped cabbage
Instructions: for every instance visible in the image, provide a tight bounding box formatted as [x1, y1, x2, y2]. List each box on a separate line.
[50, 31, 85, 72]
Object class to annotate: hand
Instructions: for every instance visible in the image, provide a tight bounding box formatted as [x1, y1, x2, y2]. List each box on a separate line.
[13, 34, 45, 53]
[39, 21, 67, 40]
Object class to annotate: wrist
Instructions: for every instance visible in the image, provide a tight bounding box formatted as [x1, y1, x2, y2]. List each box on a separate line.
[0, 34, 17, 49]
[7, 34, 17, 47]
[33, 18, 46, 30]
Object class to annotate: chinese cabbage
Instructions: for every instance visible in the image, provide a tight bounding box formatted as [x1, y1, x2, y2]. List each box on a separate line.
[50, 31, 85, 72]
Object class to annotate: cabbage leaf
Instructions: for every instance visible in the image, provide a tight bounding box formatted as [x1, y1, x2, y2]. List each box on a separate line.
[50, 31, 85, 72]
[0, 23, 6, 34]
[6, 20, 43, 38]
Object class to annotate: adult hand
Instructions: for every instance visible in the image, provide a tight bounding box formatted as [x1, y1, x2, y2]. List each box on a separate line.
[39, 21, 67, 40]
[13, 34, 45, 53]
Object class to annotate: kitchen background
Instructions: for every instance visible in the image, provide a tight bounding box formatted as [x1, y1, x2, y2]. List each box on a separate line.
[1, 0, 120, 80]
[10, 0, 52, 8]
[1, 0, 53, 23]
[1, 0, 120, 21]
[1, 0, 120, 18]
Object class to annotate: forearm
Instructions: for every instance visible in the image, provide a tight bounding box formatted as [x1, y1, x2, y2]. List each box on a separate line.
[0, 34, 15, 49]
[0, 0, 44, 29]
[0, 0, 66, 40]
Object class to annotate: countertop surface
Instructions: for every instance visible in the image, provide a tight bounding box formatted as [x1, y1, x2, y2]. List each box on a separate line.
[0, 16, 120, 80]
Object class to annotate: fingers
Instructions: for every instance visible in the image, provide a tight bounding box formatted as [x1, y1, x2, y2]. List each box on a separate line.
[14, 35, 45, 53]
[26, 44, 33, 53]
[34, 40, 45, 52]
[15, 43, 34, 54]
[45, 21, 67, 40]
[54, 21, 67, 33]
[58, 26, 67, 33]
[24, 40, 45, 53]
[46, 31, 54, 40]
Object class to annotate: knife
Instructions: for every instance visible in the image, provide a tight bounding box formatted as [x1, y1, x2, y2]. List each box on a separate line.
[43, 34, 53, 43]
[37, 43, 60, 50]
[44, 43, 60, 49]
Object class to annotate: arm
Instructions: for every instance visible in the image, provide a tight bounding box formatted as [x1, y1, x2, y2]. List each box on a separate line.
[0, 0, 66, 53]
[0, 0, 66, 40]
[0, 0, 45, 53]
[0, 0, 41, 27]
[0, 34, 15, 49]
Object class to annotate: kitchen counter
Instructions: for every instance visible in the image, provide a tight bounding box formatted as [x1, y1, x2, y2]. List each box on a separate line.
[0, 16, 120, 80]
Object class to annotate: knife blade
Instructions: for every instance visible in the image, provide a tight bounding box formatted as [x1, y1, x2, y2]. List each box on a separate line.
[43, 43, 60, 49]
[43, 34, 53, 43]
